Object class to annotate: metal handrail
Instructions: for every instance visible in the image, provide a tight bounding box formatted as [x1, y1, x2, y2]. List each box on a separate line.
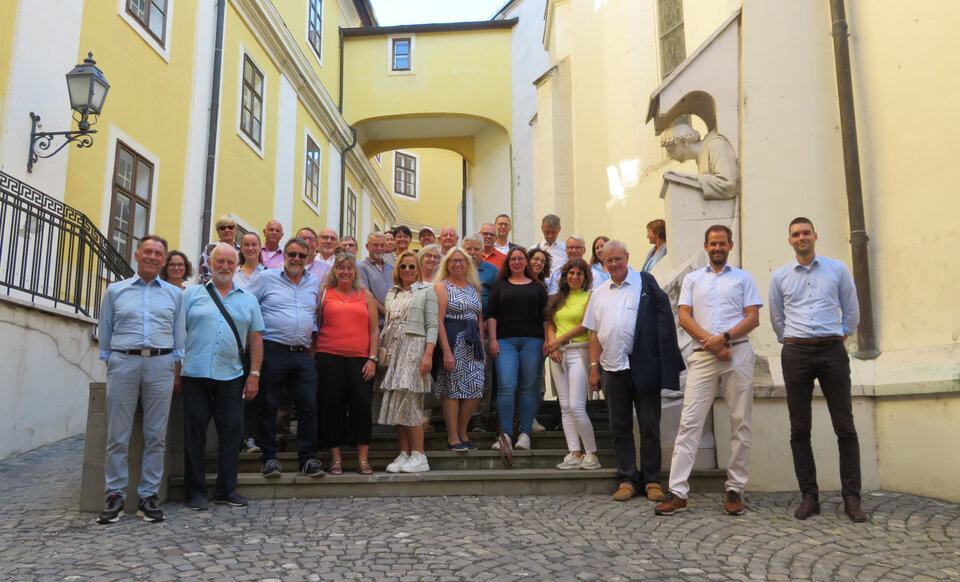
[0, 170, 132, 319]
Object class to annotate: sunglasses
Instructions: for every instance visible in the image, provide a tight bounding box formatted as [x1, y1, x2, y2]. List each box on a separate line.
[398, 264, 418, 270]
[286, 252, 309, 259]
[217, 225, 236, 231]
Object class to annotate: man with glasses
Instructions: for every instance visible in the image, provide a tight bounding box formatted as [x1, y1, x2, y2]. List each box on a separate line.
[339, 236, 359, 256]
[199, 214, 241, 284]
[478, 223, 506, 271]
[493, 214, 517, 255]
[318, 228, 339, 265]
[357, 232, 393, 328]
[296, 227, 331, 282]
[260, 220, 285, 269]
[583, 240, 683, 502]
[546, 235, 588, 294]
[387, 225, 413, 266]
[246, 238, 325, 479]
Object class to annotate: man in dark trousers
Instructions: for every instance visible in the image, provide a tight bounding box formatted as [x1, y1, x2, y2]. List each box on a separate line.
[583, 240, 684, 502]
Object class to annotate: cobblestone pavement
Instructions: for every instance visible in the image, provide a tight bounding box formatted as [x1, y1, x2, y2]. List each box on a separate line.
[1, 437, 958, 581]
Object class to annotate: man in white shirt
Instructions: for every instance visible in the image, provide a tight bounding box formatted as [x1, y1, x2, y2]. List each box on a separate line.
[655, 225, 762, 517]
[583, 240, 683, 503]
[318, 228, 338, 265]
[534, 214, 566, 277]
[493, 214, 516, 255]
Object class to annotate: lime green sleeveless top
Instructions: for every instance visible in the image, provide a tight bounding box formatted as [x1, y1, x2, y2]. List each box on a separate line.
[553, 289, 590, 343]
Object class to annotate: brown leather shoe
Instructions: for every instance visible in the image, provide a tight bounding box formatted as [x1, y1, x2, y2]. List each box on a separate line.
[794, 494, 820, 520]
[654, 492, 687, 515]
[645, 482, 665, 501]
[843, 496, 867, 522]
[724, 490, 744, 515]
[613, 482, 638, 502]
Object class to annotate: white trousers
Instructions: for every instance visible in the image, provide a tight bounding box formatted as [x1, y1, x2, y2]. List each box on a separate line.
[549, 343, 597, 453]
[669, 342, 754, 498]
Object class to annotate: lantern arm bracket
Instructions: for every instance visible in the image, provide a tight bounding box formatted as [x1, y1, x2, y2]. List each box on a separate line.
[27, 112, 98, 173]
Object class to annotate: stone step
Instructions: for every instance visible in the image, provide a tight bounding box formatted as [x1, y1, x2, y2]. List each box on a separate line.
[170, 468, 728, 499]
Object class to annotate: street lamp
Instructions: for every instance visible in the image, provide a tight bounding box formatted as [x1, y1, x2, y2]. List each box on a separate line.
[28, 52, 110, 173]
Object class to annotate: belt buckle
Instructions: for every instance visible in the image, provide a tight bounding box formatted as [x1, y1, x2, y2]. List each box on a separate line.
[140, 349, 152, 357]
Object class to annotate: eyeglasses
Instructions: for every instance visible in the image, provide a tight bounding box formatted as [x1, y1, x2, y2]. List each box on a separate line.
[448, 258, 467, 264]
[217, 225, 236, 231]
[567, 246, 585, 251]
[286, 252, 309, 259]
[398, 264, 418, 270]
[422, 254, 440, 261]
[167, 263, 185, 269]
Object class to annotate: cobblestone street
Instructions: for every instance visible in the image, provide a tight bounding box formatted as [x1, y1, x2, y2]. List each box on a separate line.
[0, 436, 958, 581]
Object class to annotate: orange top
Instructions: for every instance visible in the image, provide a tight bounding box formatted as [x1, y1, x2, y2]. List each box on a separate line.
[315, 288, 370, 357]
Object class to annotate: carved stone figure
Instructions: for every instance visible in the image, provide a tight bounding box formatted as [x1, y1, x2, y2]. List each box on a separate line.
[661, 123, 739, 200]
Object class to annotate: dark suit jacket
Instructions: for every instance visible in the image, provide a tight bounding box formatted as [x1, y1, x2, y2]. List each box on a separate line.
[628, 271, 685, 393]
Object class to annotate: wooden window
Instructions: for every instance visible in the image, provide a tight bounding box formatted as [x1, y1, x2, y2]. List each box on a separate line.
[394, 151, 417, 198]
[345, 189, 358, 238]
[305, 137, 321, 207]
[126, 0, 167, 45]
[374, 153, 382, 166]
[392, 38, 411, 71]
[109, 142, 153, 264]
[657, 0, 686, 79]
[308, 0, 323, 60]
[240, 55, 264, 146]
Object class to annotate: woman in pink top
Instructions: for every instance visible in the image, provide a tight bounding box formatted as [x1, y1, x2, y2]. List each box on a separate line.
[315, 254, 380, 475]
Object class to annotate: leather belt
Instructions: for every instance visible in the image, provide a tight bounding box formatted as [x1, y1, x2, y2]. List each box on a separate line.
[784, 336, 843, 346]
[264, 340, 309, 352]
[693, 339, 749, 353]
[113, 348, 173, 357]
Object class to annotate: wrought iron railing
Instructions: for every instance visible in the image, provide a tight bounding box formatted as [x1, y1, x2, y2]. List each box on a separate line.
[0, 170, 133, 319]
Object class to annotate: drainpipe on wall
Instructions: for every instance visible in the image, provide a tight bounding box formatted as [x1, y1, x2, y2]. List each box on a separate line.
[829, 0, 879, 359]
[461, 158, 467, 236]
[200, 0, 226, 250]
[339, 125, 357, 235]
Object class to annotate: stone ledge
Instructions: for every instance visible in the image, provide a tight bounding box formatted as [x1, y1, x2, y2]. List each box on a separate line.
[0, 293, 98, 326]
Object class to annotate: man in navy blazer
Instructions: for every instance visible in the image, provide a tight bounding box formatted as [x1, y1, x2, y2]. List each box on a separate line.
[584, 240, 684, 502]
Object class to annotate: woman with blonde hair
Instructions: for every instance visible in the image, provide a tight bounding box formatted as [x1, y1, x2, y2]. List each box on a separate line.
[433, 247, 485, 451]
[376, 251, 438, 472]
[315, 253, 380, 475]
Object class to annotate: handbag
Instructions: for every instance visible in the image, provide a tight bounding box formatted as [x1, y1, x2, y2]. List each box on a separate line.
[376, 346, 391, 370]
[205, 283, 249, 375]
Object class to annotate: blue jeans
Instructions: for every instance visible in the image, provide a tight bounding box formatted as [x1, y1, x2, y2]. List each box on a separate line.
[495, 337, 544, 435]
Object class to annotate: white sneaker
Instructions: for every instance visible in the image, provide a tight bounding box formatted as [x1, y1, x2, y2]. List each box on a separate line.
[556, 453, 582, 470]
[532, 419, 546, 432]
[491, 437, 510, 450]
[400, 451, 430, 473]
[579, 452, 602, 470]
[515, 433, 532, 450]
[386, 452, 409, 473]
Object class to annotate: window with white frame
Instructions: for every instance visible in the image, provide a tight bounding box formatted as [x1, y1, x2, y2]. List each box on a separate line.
[392, 37, 411, 71]
[126, 0, 168, 46]
[308, 0, 322, 61]
[345, 188, 358, 238]
[305, 137, 321, 207]
[109, 142, 154, 264]
[393, 151, 417, 198]
[240, 54, 265, 147]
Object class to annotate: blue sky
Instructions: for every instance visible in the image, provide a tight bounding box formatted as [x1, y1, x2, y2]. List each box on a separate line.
[369, 0, 509, 26]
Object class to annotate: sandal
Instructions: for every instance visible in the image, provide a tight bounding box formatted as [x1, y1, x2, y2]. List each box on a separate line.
[358, 462, 374, 475]
[328, 461, 343, 475]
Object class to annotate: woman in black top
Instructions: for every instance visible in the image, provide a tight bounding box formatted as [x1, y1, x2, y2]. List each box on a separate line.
[486, 247, 548, 451]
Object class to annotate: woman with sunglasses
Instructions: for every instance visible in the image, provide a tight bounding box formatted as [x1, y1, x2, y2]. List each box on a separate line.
[487, 247, 549, 451]
[199, 214, 241, 284]
[433, 247, 485, 451]
[543, 258, 601, 470]
[376, 251, 438, 472]
[160, 250, 194, 290]
[234, 232, 265, 290]
[315, 253, 380, 475]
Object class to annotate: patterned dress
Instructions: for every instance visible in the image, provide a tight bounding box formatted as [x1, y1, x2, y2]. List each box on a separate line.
[375, 286, 430, 426]
[434, 280, 484, 399]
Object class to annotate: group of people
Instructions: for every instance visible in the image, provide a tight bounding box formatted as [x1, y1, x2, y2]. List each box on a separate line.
[96, 210, 866, 526]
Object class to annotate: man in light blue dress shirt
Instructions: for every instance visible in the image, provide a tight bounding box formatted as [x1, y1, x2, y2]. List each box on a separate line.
[96, 235, 185, 524]
[179, 244, 264, 510]
[769, 217, 865, 523]
[246, 238, 325, 479]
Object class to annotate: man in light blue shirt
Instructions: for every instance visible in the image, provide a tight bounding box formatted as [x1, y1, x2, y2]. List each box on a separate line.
[246, 238, 324, 479]
[96, 235, 185, 525]
[179, 244, 264, 510]
[769, 217, 865, 523]
[357, 232, 393, 328]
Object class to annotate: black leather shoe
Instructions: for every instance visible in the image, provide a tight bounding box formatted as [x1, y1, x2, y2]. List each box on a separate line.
[843, 496, 867, 522]
[794, 494, 820, 520]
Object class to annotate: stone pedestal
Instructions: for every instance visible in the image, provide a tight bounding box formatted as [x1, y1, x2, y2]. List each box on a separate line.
[79, 383, 184, 513]
[660, 174, 738, 268]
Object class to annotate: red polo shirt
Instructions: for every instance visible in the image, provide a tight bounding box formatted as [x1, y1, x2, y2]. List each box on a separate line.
[481, 248, 506, 271]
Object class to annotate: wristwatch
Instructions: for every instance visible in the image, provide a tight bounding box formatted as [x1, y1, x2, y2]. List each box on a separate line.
[723, 332, 732, 342]
[249, 370, 261, 377]
[367, 355, 379, 363]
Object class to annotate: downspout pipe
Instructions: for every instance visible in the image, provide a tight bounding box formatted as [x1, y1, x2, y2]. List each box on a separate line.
[200, 0, 226, 251]
[829, 0, 879, 359]
[339, 125, 358, 235]
[461, 158, 467, 236]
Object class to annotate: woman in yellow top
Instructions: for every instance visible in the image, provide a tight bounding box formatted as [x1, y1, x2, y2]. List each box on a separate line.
[543, 258, 601, 470]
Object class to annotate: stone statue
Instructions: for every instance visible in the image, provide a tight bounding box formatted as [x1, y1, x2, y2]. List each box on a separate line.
[661, 123, 739, 200]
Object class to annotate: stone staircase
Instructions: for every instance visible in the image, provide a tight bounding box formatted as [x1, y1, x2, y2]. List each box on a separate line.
[169, 400, 727, 499]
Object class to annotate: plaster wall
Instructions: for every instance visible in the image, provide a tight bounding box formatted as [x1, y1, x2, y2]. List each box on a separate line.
[502, 0, 549, 247]
[371, 149, 462, 231]
[471, 126, 513, 237]
[875, 395, 960, 503]
[0, 298, 103, 460]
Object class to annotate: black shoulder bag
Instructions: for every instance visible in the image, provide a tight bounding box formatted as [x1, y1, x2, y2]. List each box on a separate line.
[205, 283, 250, 375]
